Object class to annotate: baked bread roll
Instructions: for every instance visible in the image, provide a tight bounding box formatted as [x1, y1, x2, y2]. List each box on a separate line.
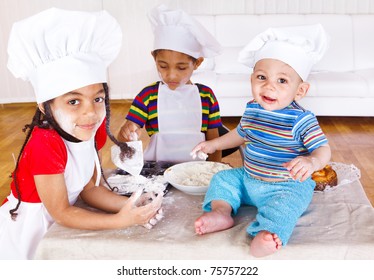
[312, 164, 338, 191]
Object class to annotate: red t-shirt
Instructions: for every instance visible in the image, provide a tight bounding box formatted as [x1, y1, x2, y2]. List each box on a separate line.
[4, 121, 107, 204]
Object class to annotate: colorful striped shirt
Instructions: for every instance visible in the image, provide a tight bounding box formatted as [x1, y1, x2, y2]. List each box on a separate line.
[237, 100, 328, 180]
[126, 82, 222, 136]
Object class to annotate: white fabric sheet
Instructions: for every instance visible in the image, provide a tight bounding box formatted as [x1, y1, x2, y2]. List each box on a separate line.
[34, 177, 374, 260]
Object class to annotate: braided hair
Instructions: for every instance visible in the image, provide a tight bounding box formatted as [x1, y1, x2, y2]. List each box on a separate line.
[102, 83, 135, 160]
[10, 83, 133, 220]
[100, 83, 134, 190]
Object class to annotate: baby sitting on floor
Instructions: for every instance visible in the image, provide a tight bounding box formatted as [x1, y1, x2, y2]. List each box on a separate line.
[192, 24, 331, 257]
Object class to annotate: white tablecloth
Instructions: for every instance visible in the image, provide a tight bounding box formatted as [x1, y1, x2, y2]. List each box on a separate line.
[34, 178, 374, 260]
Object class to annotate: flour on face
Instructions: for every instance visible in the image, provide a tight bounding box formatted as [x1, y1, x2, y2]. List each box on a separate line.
[53, 108, 77, 137]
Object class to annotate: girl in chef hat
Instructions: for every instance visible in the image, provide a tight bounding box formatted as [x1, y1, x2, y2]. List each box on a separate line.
[117, 4, 224, 163]
[192, 24, 331, 257]
[0, 8, 163, 260]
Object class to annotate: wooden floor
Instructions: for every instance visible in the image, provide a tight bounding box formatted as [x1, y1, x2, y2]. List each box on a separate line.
[1, 101, 373, 206]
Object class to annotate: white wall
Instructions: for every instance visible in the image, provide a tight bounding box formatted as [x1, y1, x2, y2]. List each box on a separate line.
[1, 0, 374, 103]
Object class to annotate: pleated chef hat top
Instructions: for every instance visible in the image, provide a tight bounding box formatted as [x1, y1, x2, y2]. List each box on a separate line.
[148, 4, 222, 58]
[7, 8, 122, 104]
[238, 24, 329, 81]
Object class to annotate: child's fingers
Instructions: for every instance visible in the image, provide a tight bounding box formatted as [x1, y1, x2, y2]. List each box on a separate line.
[190, 149, 199, 159]
[190, 144, 204, 157]
[128, 188, 143, 206]
[135, 192, 162, 213]
[198, 151, 208, 160]
[122, 122, 138, 141]
[135, 130, 142, 140]
[295, 166, 306, 180]
[190, 148, 209, 160]
[121, 130, 132, 141]
[283, 157, 299, 170]
[150, 192, 163, 210]
[300, 172, 310, 182]
[293, 165, 312, 181]
[140, 202, 164, 229]
[143, 223, 153, 229]
[119, 127, 128, 141]
[142, 207, 164, 229]
[129, 131, 138, 141]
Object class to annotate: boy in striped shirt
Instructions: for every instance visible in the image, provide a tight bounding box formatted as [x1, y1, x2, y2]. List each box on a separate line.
[192, 24, 331, 258]
[117, 5, 223, 162]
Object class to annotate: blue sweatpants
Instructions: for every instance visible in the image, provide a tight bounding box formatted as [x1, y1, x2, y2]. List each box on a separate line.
[202, 167, 315, 245]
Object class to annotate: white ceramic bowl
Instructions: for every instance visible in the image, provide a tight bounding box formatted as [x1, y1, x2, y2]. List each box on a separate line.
[163, 161, 232, 195]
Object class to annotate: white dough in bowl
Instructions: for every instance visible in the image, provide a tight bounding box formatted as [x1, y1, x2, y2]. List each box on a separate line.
[164, 161, 232, 195]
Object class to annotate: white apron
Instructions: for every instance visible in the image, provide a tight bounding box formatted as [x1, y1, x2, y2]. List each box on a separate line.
[144, 83, 205, 162]
[0, 137, 100, 260]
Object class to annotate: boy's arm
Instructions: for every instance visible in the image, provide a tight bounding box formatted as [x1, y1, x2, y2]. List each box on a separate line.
[215, 129, 246, 150]
[205, 128, 221, 162]
[193, 129, 245, 156]
[308, 144, 332, 171]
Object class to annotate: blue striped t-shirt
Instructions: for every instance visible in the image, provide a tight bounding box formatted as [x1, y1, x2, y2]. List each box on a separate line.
[237, 100, 328, 180]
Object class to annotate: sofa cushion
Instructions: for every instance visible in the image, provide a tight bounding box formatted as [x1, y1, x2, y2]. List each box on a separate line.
[214, 47, 252, 74]
[191, 70, 217, 89]
[353, 15, 374, 70]
[257, 14, 307, 30]
[195, 57, 215, 72]
[308, 72, 369, 97]
[355, 69, 374, 97]
[215, 73, 252, 98]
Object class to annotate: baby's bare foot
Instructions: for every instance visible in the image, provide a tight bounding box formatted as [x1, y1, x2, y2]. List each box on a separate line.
[195, 211, 234, 235]
[250, 231, 282, 258]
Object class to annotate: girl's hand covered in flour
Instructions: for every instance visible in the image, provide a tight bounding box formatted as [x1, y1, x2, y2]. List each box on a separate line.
[117, 189, 163, 229]
[135, 190, 164, 229]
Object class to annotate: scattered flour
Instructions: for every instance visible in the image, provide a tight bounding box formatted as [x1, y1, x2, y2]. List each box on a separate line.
[106, 174, 167, 195]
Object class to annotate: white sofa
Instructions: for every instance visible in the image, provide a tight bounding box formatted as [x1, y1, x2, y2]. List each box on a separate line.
[192, 14, 374, 117]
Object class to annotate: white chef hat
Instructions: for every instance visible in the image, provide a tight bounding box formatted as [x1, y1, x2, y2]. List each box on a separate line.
[7, 8, 122, 104]
[148, 4, 222, 59]
[238, 24, 329, 81]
